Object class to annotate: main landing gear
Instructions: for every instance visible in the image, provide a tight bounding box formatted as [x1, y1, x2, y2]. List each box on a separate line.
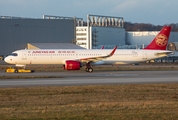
[85, 62, 93, 73]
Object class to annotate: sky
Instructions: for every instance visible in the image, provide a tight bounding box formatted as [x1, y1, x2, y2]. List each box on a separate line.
[0, 0, 178, 25]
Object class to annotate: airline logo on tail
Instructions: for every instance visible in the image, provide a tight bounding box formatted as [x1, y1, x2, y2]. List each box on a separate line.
[155, 34, 167, 47]
[144, 26, 171, 50]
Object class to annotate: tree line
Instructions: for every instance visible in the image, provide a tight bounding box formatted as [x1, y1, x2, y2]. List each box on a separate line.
[124, 22, 178, 32]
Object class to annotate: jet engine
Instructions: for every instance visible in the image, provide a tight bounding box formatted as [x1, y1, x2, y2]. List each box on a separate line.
[64, 60, 81, 70]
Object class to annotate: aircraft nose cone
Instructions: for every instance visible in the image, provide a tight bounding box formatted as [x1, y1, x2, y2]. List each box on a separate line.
[4, 57, 10, 63]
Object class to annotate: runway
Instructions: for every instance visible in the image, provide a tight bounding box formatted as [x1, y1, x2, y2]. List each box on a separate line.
[0, 70, 178, 87]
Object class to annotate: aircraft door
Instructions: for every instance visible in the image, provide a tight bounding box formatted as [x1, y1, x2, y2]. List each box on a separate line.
[142, 51, 147, 59]
[22, 51, 27, 60]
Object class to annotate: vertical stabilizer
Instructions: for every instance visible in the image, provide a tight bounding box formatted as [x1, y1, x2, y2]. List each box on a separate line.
[144, 26, 171, 50]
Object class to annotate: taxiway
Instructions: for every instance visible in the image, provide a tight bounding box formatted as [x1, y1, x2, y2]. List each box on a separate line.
[0, 70, 178, 88]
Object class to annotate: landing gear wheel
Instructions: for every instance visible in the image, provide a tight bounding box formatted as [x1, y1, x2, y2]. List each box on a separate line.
[14, 69, 18, 73]
[88, 68, 93, 73]
[85, 62, 93, 73]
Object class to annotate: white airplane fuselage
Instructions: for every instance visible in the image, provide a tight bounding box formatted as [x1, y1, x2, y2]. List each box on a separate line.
[4, 49, 172, 66]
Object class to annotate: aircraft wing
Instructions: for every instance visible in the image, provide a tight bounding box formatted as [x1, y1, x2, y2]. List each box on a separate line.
[79, 46, 117, 63]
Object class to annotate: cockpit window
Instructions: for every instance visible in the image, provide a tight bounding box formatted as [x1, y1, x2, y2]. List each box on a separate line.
[9, 53, 18, 56]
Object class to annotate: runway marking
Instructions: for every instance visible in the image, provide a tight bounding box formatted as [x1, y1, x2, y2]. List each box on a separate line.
[95, 73, 138, 77]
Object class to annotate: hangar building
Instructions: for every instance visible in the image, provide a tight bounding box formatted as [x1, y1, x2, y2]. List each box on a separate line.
[76, 15, 125, 49]
[126, 31, 178, 49]
[0, 15, 76, 55]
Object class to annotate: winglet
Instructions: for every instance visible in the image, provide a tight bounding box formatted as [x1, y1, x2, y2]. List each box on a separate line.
[108, 46, 117, 57]
[144, 26, 171, 50]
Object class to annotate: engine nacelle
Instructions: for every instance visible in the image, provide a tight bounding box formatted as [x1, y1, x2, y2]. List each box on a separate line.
[64, 60, 81, 70]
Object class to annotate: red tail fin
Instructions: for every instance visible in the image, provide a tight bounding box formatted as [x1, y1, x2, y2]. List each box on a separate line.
[144, 26, 171, 50]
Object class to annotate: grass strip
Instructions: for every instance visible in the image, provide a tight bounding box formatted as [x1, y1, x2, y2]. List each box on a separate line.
[0, 84, 178, 119]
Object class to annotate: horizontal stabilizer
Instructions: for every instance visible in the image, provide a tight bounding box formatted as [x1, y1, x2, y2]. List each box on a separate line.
[155, 51, 173, 57]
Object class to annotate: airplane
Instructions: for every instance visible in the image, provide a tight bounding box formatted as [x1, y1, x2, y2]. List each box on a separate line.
[4, 26, 173, 73]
